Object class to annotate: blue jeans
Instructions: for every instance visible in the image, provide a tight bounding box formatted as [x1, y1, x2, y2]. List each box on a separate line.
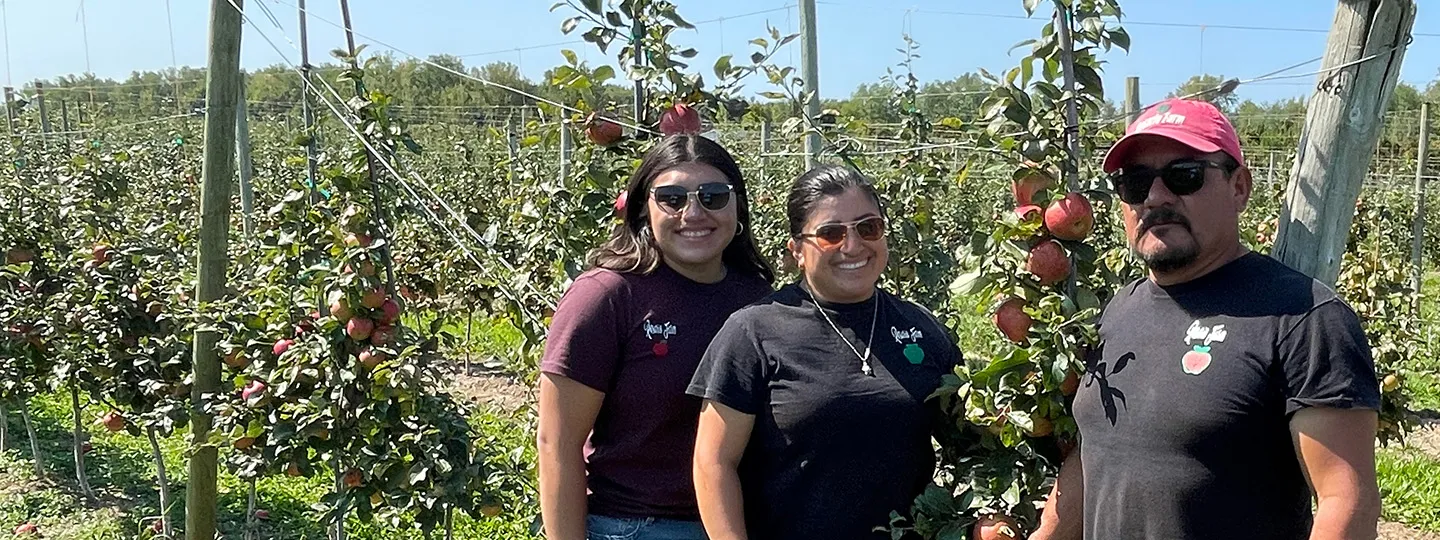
[586, 514, 708, 540]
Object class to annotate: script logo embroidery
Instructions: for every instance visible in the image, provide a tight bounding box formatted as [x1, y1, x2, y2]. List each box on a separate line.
[644, 319, 677, 357]
[1181, 320, 1227, 375]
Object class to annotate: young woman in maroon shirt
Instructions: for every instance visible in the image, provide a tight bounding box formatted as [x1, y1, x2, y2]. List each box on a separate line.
[537, 134, 774, 540]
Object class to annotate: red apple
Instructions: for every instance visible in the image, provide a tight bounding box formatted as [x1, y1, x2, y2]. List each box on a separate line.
[234, 436, 256, 450]
[100, 411, 125, 432]
[286, 462, 303, 477]
[1011, 169, 1053, 206]
[1060, 370, 1080, 396]
[993, 298, 1032, 344]
[659, 102, 702, 135]
[1044, 192, 1094, 241]
[223, 350, 249, 369]
[13, 523, 37, 536]
[377, 299, 400, 325]
[1014, 204, 1042, 221]
[82, 441, 93, 454]
[253, 509, 270, 520]
[146, 302, 164, 317]
[369, 325, 396, 347]
[1026, 240, 1070, 286]
[585, 113, 623, 146]
[973, 514, 1021, 540]
[242, 380, 267, 402]
[272, 339, 294, 357]
[346, 318, 375, 341]
[328, 291, 354, 322]
[91, 243, 112, 263]
[151, 520, 164, 534]
[344, 233, 373, 249]
[358, 348, 385, 370]
[360, 288, 386, 309]
[614, 190, 628, 217]
[343, 468, 364, 488]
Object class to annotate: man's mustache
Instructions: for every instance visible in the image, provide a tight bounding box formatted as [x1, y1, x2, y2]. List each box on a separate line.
[1140, 208, 1190, 235]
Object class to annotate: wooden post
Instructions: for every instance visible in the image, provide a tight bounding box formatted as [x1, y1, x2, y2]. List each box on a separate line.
[760, 120, 772, 186]
[1274, 0, 1416, 286]
[1412, 102, 1430, 300]
[36, 83, 50, 147]
[3, 87, 14, 136]
[186, 1, 244, 539]
[507, 116, 519, 179]
[558, 117, 572, 181]
[1124, 76, 1141, 126]
[236, 75, 255, 236]
[60, 100, 70, 132]
[1054, 6, 1081, 191]
[799, 0, 821, 169]
[1268, 151, 1278, 191]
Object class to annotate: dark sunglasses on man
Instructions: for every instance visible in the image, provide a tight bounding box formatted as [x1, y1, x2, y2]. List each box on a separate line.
[650, 182, 734, 214]
[794, 216, 886, 249]
[1109, 158, 1238, 205]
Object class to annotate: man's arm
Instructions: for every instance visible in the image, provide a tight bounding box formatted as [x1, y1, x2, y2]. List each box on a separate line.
[1029, 449, 1084, 540]
[1290, 407, 1381, 540]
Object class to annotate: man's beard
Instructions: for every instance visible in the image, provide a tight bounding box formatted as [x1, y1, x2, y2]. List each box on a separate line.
[1133, 207, 1197, 273]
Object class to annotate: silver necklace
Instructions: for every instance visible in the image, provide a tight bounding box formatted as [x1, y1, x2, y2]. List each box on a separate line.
[805, 286, 879, 376]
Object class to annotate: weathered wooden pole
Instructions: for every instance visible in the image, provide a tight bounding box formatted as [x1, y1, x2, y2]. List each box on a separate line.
[1411, 102, 1430, 300]
[559, 117, 572, 181]
[760, 120, 772, 186]
[1124, 76, 1141, 125]
[186, 1, 243, 539]
[35, 82, 50, 147]
[60, 100, 70, 132]
[3, 87, 15, 137]
[236, 75, 255, 236]
[799, 0, 821, 169]
[1274, 0, 1416, 286]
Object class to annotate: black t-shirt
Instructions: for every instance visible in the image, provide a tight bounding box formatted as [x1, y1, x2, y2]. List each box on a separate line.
[687, 283, 961, 540]
[1073, 253, 1381, 540]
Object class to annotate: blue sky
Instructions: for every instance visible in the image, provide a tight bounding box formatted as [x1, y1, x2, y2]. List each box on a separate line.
[5, 0, 1438, 106]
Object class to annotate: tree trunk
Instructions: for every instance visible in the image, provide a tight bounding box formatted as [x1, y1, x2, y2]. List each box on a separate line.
[70, 385, 95, 501]
[147, 427, 174, 538]
[1, 402, 8, 453]
[245, 479, 256, 540]
[20, 400, 42, 477]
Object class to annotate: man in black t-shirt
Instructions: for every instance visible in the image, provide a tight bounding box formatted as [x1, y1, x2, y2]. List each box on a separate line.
[1031, 98, 1382, 540]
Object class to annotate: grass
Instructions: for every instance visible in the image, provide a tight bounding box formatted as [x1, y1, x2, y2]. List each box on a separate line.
[0, 387, 540, 539]
[1377, 447, 1440, 531]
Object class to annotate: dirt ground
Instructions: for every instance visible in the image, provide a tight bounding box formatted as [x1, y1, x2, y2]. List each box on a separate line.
[448, 368, 533, 413]
[449, 371, 1440, 538]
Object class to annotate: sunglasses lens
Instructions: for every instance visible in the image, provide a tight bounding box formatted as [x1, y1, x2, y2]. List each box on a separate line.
[697, 183, 733, 211]
[855, 218, 885, 240]
[1162, 163, 1207, 196]
[652, 187, 688, 212]
[814, 225, 848, 247]
[1115, 170, 1154, 205]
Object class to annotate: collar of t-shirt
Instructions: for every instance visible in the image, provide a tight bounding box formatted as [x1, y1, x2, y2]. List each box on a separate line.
[796, 279, 881, 315]
[1145, 252, 1263, 298]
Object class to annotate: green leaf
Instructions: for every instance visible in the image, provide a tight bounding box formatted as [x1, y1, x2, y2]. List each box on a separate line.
[678, 48, 699, 58]
[1023, 0, 1043, 16]
[592, 65, 616, 83]
[1108, 27, 1131, 52]
[581, 0, 602, 14]
[561, 17, 580, 35]
[713, 55, 733, 79]
[749, 37, 769, 48]
[950, 270, 991, 297]
[561, 49, 579, 66]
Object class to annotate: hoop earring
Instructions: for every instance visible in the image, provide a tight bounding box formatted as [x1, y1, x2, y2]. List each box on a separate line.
[735, 222, 746, 236]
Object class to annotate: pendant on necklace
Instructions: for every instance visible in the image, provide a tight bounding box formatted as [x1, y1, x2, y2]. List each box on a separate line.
[861, 358, 873, 376]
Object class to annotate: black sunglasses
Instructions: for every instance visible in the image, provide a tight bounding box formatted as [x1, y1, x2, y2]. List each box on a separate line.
[795, 216, 886, 249]
[650, 182, 734, 214]
[1110, 159, 1236, 205]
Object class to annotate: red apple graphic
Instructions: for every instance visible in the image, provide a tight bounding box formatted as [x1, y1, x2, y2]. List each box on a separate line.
[1182, 346, 1212, 375]
[652, 342, 669, 357]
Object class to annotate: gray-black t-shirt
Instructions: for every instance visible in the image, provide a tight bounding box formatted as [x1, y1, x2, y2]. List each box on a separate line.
[1073, 253, 1381, 540]
[687, 283, 961, 540]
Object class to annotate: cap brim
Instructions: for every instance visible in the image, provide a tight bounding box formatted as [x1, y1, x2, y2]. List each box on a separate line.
[1101, 130, 1224, 173]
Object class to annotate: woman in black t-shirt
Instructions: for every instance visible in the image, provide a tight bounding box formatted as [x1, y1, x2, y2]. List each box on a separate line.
[688, 165, 961, 540]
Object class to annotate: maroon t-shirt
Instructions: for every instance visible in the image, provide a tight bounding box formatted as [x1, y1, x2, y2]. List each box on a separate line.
[540, 264, 771, 519]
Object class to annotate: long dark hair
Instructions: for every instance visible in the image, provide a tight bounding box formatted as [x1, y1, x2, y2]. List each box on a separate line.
[785, 165, 886, 237]
[587, 134, 775, 283]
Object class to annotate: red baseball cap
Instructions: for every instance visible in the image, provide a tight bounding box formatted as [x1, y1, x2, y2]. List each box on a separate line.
[1102, 98, 1245, 173]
